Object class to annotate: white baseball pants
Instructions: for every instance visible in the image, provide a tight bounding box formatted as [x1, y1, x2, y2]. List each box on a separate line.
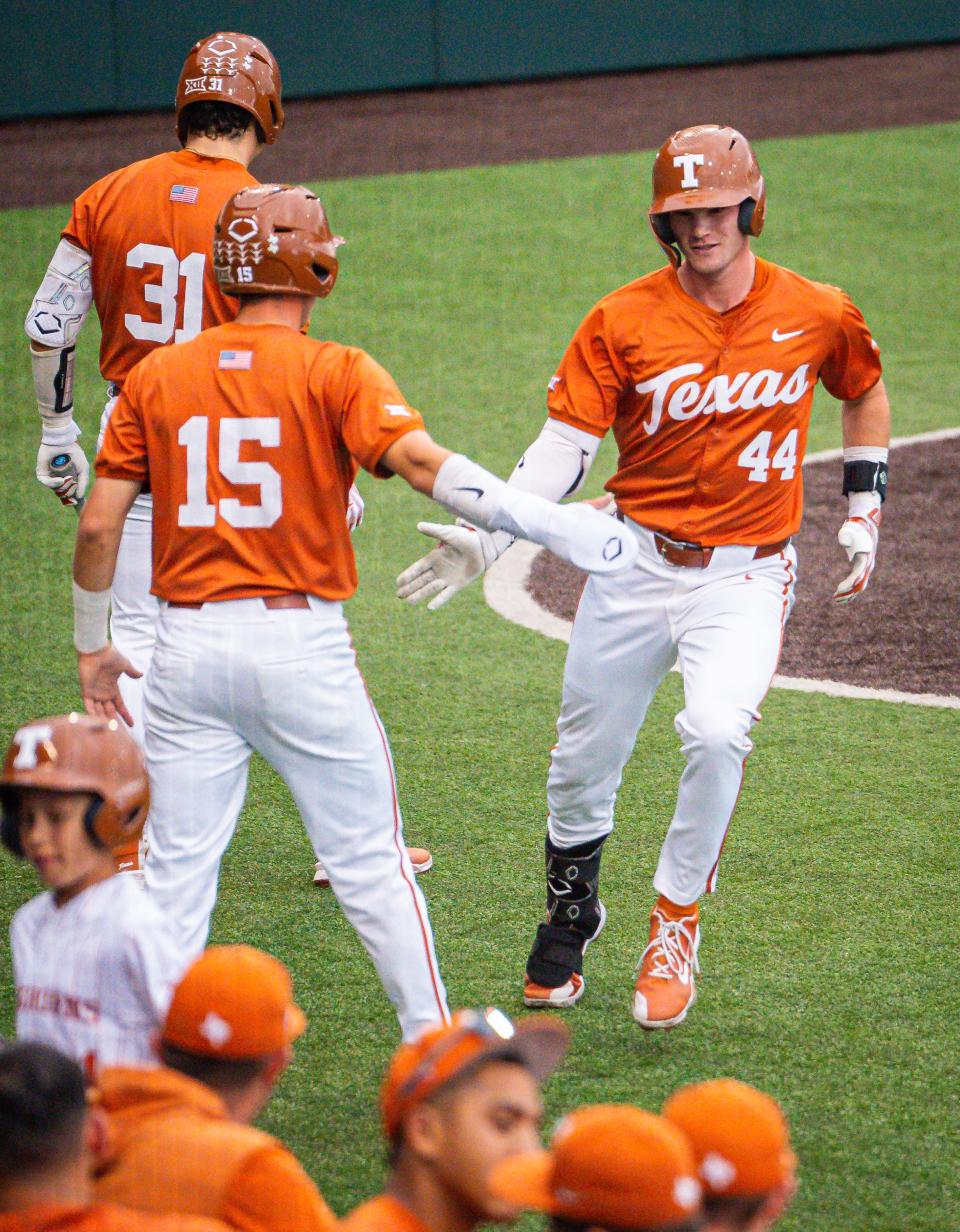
[546, 520, 797, 905]
[142, 597, 449, 1040]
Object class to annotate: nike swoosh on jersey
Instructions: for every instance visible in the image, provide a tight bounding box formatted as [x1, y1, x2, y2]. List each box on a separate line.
[771, 328, 804, 342]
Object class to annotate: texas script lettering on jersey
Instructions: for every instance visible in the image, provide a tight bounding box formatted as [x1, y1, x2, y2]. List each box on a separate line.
[17, 985, 101, 1024]
[635, 363, 812, 436]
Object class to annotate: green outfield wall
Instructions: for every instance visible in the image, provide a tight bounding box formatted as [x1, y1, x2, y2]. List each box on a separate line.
[6, 0, 959, 120]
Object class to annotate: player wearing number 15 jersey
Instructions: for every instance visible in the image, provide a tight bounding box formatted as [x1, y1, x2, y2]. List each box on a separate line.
[70, 184, 636, 1039]
[397, 125, 890, 1029]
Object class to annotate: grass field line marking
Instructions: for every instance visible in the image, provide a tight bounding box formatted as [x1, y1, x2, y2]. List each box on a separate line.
[484, 425, 960, 709]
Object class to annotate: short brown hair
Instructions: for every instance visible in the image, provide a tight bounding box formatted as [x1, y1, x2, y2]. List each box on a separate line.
[180, 100, 259, 143]
[0, 1042, 87, 1182]
[159, 1042, 271, 1095]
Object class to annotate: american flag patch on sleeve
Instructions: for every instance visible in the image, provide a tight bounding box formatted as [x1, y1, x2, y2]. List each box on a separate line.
[170, 184, 199, 204]
[218, 350, 253, 370]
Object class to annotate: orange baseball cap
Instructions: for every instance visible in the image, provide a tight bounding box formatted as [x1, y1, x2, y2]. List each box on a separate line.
[161, 945, 307, 1061]
[381, 1008, 569, 1141]
[662, 1079, 796, 1198]
[489, 1104, 702, 1229]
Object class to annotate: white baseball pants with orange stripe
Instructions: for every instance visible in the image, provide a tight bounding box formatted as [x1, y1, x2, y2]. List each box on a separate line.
[546, 520, 797, 906]
[141, 597, 449, 1040]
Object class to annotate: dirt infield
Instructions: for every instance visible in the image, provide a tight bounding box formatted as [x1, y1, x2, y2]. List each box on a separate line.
[3, 42, 958, 208]
[526, 436, 960, 698]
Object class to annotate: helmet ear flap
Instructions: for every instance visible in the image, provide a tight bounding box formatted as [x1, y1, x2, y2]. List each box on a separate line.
[737, 198, 756, 236]
[83, 797, 110, 850]
[650, 212, 676, 245]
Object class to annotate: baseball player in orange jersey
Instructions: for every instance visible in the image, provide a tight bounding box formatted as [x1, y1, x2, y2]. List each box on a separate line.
[69, 184, 638, 1038]
[24, 32, 427, 888]
[344, 1008, 569, 1232]
[397, 124, 890, 1028]
[0, 1040, 229, 1232]
[95, 946, 337, 1232]
[1, 715, 185, 1077]
[487, 1104, 703, 1232]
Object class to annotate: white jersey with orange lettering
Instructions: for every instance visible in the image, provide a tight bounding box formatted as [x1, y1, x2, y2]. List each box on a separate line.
[11, 874, 186, 1077]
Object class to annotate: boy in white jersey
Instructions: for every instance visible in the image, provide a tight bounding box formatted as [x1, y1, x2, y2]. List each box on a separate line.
[1, 714, 186, 1080]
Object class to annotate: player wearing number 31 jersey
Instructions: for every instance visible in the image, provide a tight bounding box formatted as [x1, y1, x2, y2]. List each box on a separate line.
[398, 124, 890, 1030]
[24, 31, 276, 745]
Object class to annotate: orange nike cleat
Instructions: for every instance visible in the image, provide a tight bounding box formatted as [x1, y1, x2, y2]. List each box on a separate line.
[313, 846, 434, 887]
[632, 901, 700, 1029]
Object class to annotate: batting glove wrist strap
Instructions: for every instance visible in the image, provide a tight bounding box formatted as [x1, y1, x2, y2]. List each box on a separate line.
[73, 582, 111, 653]
[842, 445, 888, 503]
[40, 417, 81, 447]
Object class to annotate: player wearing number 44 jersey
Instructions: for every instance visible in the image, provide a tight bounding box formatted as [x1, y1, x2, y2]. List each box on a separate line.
[71, 184, 637, 1038]
[24, 31, 425, 885]
[398, 124, 890, 1029]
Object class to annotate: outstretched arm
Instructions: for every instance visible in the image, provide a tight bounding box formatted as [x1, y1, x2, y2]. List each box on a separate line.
[393, 419, 602, 610]
[383, 429, 633, 601]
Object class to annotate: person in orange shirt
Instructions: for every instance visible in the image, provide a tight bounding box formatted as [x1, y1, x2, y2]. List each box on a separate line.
[24, 30, 428, 887]
[398, 123, 891, 1029]
[344, 1008, 569, 1232]
[69, 184, 637, 1037]
[488, 1103, 704, 1232]
[662, 1080, 797, 1232]
[0, 1039, 227, 1232]
[93, 946, 336, 1232]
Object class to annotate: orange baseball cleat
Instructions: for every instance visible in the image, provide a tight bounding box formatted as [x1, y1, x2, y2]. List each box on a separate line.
[632, 901, 700, 1029]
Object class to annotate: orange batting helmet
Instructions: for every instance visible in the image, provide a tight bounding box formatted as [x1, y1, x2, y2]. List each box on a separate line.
[649, 124, 765, 265]
[213, 184, 343, 298]
[176, 32, 284, 145]
[0, 714, 149, 857]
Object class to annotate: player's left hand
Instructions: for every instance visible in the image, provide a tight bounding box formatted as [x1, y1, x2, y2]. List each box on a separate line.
[77, 646, 143, 727]
[346, 484, 364, 532]
[833, 507, 881, 603]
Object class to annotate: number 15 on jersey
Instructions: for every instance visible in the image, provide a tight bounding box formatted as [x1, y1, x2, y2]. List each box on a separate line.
[178, 415, 282, 529]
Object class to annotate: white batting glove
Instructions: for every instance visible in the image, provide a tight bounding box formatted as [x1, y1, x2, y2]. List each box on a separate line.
[833, 505, 881, 603]
[37, 438, 89, 507]
[396, 522, 499, 611]
[346, 484, 365, 532]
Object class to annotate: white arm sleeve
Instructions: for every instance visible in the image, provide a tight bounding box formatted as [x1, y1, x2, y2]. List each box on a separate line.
[26, 240, 93, 436]
[25, 239, 93, 349]
[463, 418, 603, 560]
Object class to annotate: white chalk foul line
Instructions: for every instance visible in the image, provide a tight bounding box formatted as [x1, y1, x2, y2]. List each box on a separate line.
[483, 430, 960, 710]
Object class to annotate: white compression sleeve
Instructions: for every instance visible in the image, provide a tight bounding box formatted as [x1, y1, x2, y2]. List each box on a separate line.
[461, 418, 603, 560]
[434, 454, 581, 540]
[25, 240, 93, 349]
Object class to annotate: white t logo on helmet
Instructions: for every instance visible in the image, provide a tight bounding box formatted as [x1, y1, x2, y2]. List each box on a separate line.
[12, 724, 55, 770]
[673, 153, 705, 188]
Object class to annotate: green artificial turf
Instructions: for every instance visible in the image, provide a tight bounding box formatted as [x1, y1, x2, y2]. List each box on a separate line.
[1, 122, 958, 1229]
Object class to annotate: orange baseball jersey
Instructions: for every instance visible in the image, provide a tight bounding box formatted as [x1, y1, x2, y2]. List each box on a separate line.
[62, 150, 257, 384]
[96, 321, 424, 603]
[0, 1202, 228, 1232]
[547, 257, 882, 545]
[342, 1195, 431, 1232]
[94, 1067, 337, 1232]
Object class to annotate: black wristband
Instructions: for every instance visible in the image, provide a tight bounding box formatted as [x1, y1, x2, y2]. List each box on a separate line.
[842, 459, 888, 502]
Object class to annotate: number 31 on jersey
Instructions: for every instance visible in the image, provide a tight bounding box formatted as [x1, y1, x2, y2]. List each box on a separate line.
[737, 428, 798, 483]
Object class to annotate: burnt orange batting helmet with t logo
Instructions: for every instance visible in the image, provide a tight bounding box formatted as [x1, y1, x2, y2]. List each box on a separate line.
[0, 713, 149, 856]
[649, 124, 766, 265]
[176, 31, 284, 145]
[214, 184, 343, 298]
